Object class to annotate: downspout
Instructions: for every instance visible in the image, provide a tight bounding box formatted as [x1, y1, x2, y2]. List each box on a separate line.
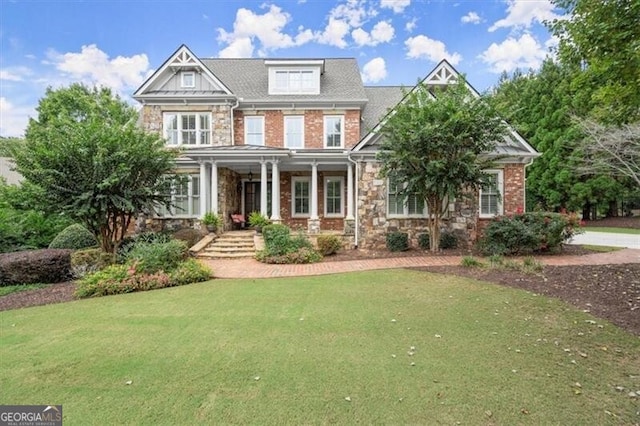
[347, 154, 360, 249]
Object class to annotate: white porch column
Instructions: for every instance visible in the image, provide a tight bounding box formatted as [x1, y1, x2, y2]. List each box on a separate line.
[270, 159, 281, 221]
[310, 162, 319, 220]
[260, 160, 268, 216]
[346, 162, 354, 220]
[199, 161, 207, 217]
[210, 161, 218, 215]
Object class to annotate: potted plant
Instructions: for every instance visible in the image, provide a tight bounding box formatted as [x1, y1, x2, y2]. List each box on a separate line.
[202, 212, 222, 233]
[248, 211, 270, 234]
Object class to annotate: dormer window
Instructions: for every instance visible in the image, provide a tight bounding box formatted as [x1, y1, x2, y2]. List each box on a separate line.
[266, 60, 323, 95]
[181, 71, 195, 88]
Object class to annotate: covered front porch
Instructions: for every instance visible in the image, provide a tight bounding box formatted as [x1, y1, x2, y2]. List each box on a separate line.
[186, 146, 357, 236]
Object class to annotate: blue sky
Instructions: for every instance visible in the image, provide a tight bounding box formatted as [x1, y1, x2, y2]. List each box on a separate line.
[0, 0, 564, 137]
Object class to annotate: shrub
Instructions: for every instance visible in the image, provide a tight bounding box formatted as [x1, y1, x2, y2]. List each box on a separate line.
[169, 259, 212, 286]
[124, 239, 188, 274]
[74, 259, 211, 298]
[460, 256, 484, 267]
[418, 233, 430, 250]
[116, 232, 172, 264]
[439, 231, 458, 249]
[316, 234, 342, 255]
[70, 248, 114, 278]
[248, 211, 270, 228]
[0, 249, 72, 285]
[386, 232, 408, 252]
[257, 225, 321, 264]
[171, 228, 205, 248]
[479, 212, 582, 256]
[48, 224, 97, 250]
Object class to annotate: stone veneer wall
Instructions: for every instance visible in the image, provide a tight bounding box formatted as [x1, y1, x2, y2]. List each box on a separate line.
[356, 161, 527, 250]
[141, 104, 232, 146]
[218, 167, 242, 231]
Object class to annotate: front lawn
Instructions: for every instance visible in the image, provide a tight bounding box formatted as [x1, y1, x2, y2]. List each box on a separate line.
[1, 270, 638, 424]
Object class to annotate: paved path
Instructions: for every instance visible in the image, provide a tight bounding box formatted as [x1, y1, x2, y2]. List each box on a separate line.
[201, 248, 640, 279]
[568, 231, 640, 249]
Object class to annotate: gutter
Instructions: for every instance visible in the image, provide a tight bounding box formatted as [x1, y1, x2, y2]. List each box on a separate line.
[229, 98, 240, 145]
[347, 154, 360, 249]
[523, 157, 535, 213]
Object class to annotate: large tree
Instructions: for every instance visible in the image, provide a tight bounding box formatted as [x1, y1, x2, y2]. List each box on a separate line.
[12, 84, 179, 252]
[377, 79, 508, 252]
[549, 0, 640, 124]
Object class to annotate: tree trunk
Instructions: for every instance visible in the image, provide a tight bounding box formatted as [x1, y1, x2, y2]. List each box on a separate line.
[582, 203, 592, 221]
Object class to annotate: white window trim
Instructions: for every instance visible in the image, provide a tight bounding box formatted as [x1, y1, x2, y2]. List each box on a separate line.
[324, 115, 344, 149]
[284, 115, 305, 149]
[268, 67, 320, 95]
[387, 179, 428, 218]
[291, 176, 311, 218]
[160, 175, 200, 218]
[244, 116, 265, 146]
[163, 112, 212, 146]
[479, 170, 504, 218]
[181, 71, 195, 88]
[324, 176, 344, 217]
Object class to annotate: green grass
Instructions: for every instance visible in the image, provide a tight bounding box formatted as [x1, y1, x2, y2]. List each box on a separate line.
[0, 283, 47, 297]
[581, 244, 623, 253]
[1, 270, 639, 425]
[585, 226, 640, 235]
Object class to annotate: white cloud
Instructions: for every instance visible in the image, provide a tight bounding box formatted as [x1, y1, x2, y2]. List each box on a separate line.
[352, 20, 395, 46]
[217, 5, 311, 57]
[316, 17, 351, 48]
[47, 44, 150, 92]
[405, 35, 462, 65]
[405, 17, 417, 32]
[361, 57, 387, 83]
[380, 0, 411, 13]
[330, 0, 375, 28]
[0, 97, 34, 137]
[461, 11, 481, 24]
[1, 67, 32, 82]
[479, 33, 548, 73]
[489, 0, 562, 32]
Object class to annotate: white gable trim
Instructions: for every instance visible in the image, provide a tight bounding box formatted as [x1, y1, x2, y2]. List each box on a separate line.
[133, 44, 234, 98]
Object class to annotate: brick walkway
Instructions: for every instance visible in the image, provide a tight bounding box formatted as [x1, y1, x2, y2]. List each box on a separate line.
[201, 248, 640, 279]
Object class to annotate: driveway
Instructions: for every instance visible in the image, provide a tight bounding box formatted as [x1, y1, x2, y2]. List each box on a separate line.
[568, 231, 640, 249]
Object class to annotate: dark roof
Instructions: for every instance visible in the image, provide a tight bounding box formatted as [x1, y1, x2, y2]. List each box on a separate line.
[201, 58, 368, 103]
[360, 86, 406, 138]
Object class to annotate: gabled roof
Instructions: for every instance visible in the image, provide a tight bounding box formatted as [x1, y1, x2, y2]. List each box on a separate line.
[201, 58, 368, 105]
[354, 60, 538, 158]
[133, 45, 233, 99]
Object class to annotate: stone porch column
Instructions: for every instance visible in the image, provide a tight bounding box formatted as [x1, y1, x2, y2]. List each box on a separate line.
[199, 161, 207, 216]
[210, 161, 218, 214]
[260, 160, 268, 216]
[270, 159, 281, 222]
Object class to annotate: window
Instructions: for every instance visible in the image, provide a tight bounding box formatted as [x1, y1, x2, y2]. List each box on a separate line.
[163, 113, 212, 146]
[181, 72, 195, 88]
[244, 116, 264, 146]
[285, 116, 304, 148]
[479, 170, 503, 217]
[269, 68, 320, 94]
[292, 177, 310, 217]
[324, 116, 343, 148]
[324, 177, 344, 217]
[158, 175, 200, 217]
[387, 177, 426, 217]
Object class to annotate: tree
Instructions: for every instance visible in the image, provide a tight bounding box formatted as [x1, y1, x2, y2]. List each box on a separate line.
[575, 119, 640, 187]
[12, 84, 179, 253]
[377, 79, 508, 252]
[548, 0, 640, 123]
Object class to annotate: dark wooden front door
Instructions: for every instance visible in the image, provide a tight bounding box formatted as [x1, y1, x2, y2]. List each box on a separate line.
[244, 182, 272, 216]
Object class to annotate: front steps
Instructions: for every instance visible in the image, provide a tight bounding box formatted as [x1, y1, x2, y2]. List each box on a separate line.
[198, 230, 257, 259]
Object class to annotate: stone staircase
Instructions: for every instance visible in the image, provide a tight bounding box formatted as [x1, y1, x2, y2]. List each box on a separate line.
[197, 230, 257, 259]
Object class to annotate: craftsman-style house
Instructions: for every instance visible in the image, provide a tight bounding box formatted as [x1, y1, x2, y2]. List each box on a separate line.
[133, 45, 538, 249]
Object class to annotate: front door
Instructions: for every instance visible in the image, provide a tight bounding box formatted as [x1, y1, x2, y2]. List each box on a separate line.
[244, 182, 272, 216]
